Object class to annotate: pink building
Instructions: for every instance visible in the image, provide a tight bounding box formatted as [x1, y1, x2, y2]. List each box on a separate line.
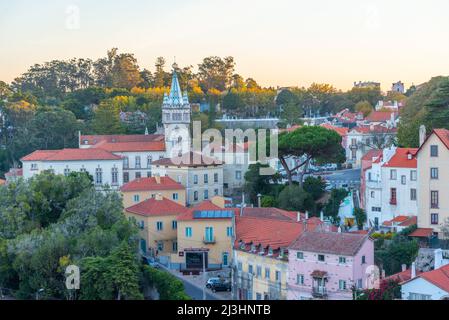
[287, 231, 374, 300]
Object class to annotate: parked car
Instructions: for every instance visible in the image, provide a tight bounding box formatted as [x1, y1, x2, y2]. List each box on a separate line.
[206, 277, 222, 289]
[210, 281, 231, 293]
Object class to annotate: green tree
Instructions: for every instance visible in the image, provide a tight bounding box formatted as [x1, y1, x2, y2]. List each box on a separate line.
[244, 163, 279, 205]
[355, 100, 374, 117]
[375, 235, 419, 276]
[323, 188, 349, 224]
[281, 102, 303, 126]
[277, 185, 313, 212]
[111, 53, 143, 89]
[353, 207, 367, 230]
[424, 78, 449, 131]
[91, 100, 125, 134]
[303, 176, 326, 201]
[198, 56, 235, 91]
[278, 126, 345, 185]
[143, 266, 190, 300]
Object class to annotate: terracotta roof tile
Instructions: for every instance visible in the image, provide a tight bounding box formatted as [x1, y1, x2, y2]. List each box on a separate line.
[383, 148, 417, 168]
[125, 197, 188, 217]
[289, 231, 369, 256]
[362, 149, 383, 161]
[241, 207, 302, 222]
[408, 228, 434, 238]
[21, 149, 122, 161]
[320, 124, 349, 137]
[121, 176, 184, 192]
[366, 111, 397, 122]
[419, 264, 449, 292]
[152, 151, 223, 167]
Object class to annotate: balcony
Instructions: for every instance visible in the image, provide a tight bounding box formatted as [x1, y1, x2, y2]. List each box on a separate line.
[203, 237, 216, 244]
[312, 287, 328, 298]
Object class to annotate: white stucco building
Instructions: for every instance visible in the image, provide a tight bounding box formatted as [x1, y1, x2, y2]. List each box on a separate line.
[21, 148, 124, 190]
[364, 146, 418, 228]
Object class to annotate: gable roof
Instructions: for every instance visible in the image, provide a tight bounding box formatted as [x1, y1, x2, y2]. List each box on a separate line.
[408, 228, 434, 238]
[80, 134, 166, 152]
[289, 231, 369, 256]
[241, 207, 302, 222]
[382, 215, 417, 227]
[402, 264, 449, 293]
[121, 176, 184, 192]
[125, 197, 188, 217]
[366, 111, 397, 122]
[320, 124, 349, 137]
[382, 148, 417, 168]
[80, 134, 164, 146]
[21, 149, 122, 162]
[152, 151, 223, 167]
[362, 149, 383, 162]
[416, 129, 449, 155]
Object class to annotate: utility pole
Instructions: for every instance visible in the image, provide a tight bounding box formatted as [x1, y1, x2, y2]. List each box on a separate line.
[203, 251, 207, 300]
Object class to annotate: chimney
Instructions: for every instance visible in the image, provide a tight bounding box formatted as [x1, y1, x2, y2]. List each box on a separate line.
[155, 174, 161, 184]
[401, 264, 407, 272]
[320, 211, 324, 222]
[419, 125, 426, 147]
[338, 226, 342, 233]
[434, 249, 443, 270]
[411, 262, 416, 278]
[407, 152, 412, 160]
[257, 194, 262, 208]
[155, 193, 163, 201]
[297, 212, 301, 222]
[305, 211, 309, 220]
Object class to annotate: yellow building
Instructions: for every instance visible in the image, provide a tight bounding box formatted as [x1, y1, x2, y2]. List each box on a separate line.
[233, 214, 324, 300]
[172, 197, 238, 270]
[121, 176, 186, 208]
[124, 194, 188, 262]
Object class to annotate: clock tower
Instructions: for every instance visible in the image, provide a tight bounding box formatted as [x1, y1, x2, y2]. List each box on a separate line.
[162, 64, 192, 158]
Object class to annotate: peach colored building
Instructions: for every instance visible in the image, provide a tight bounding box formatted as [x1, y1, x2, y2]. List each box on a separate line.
[121, 176, 186, 208]
[287, 231, 374, 300]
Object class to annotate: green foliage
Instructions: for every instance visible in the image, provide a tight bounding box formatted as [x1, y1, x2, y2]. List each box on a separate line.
[277, 185, 314, 212]
[278, 126, 345, 184]
[91, 100, 125, 134]
[353, 208, 367, 230]
[375, 235, 419, 276]
[0, 172, 140, 300]
[356, 279, 401, 300]
[142, 266, 190, 300]
[243, 163, 280, 205]
[397, 76, 447, 147]
[303, 176, 326, 201]
[261, 195, 276, 208]
[323, 188, 349, 224]
[354, 100, 373, 117]
[80, 242, 143, 300]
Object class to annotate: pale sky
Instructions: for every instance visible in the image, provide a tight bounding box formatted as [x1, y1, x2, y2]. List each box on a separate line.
[1, 0, 449, 91]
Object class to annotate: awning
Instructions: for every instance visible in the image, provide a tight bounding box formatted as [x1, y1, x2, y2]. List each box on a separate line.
[311, 270, 328, 278]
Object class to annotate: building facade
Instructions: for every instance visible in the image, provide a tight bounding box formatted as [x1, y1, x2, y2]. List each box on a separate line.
[416, 129, 449, 238]
[121, 176, 186, 208]
[287, 231, 374, 300]
[21, 149, 124, 189]
[364, 147, 418, 228]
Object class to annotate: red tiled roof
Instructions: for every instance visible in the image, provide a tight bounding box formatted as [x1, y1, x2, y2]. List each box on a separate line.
[349, 230, 369, 235]
[96, 141, 165, 152]
[235, 217, 314, 249]
[416, 129, 449, 155]
[366, 111, 397, 122]
[125, 197, 188, 217]
[382, 216, 416, 227]
[120, 176, 184, 192]
[281, 125, 302, 133]
[408, 228, 434, 238]
[433, 129, 449, 150]
[80, 134, 164, 145]
[177, 201, 239, 221]
[385, 269, 422, 283]
[362, 149, 383, 161]
[383, 148, 417, 168]
[21, 149, 122, 162]
[5, 168, 22, 177]
[320, 124, 349, 137]
[289, 231, 369, 256]
[399, 216, 417, 227]
[242, 207, 302, 222]
[350, 125, 397, 134]
[419, 264, 449, 293]
[152, 151, 223, 167]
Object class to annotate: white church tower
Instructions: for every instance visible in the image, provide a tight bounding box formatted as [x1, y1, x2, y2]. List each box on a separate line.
[162, 63, 192, 158]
